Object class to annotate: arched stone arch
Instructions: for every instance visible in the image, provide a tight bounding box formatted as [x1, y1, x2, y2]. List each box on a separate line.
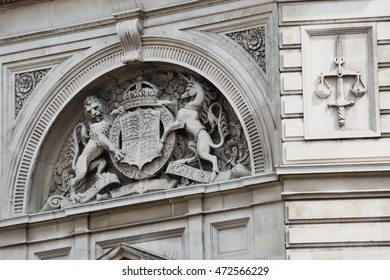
[8, 35, 275, 216]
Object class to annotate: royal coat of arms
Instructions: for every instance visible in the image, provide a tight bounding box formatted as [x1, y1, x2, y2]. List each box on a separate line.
[43, 71, 252, 211]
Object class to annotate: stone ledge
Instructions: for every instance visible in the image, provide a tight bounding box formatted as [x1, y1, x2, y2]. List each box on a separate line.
[277, 163, 390, 175]
[0, 173, 278, 228]
[282, 189, 390, 201]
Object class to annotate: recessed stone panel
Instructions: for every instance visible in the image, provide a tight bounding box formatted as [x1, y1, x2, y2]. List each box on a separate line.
[301, 24, 380, 139]
[288, 247, 390, 260]
[211, 218, 250, 259]
[283, 139, 390, 164]
[287, 222, 390, 245]
[286, 199, 390, 222]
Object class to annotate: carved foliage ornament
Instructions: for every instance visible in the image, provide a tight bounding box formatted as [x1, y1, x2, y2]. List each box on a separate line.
[42, 71, 251, 211]
[15, 68, 51, 116]
[226, 26, 266, 72]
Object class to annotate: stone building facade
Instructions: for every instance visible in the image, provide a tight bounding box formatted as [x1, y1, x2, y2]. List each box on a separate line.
[0, 0, 389, 260]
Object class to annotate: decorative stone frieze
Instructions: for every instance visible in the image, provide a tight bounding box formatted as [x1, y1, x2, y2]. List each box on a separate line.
[14, 68, 51, 116]
[226, 27, 266, 72]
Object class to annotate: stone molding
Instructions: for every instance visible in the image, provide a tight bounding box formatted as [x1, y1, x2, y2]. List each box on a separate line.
[0, 0, 50, 9]
[10, 35, 272, 216]
[0, 173, 278, 229]
[279, 0, 390, 26]
[97, 243, 169, 260]
[95, 228, 185, 259]
[34, 246, 71, 260]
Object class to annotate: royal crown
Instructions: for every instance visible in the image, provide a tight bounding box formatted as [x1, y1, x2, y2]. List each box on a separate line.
[122, 73, 160, 109]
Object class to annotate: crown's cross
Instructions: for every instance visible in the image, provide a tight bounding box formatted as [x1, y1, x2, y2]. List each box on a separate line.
[314, 36, 367, 128]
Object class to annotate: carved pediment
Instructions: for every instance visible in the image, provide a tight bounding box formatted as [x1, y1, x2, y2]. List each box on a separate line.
[98, 243, 169, 260]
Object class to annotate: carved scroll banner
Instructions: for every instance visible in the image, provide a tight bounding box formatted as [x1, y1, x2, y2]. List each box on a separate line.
[79, 173, 120, 203]
[40, 195, 71, 211]
[166, 162, 211, 184]
[110, 177, 178, 198]
[41, 173, 120, 211]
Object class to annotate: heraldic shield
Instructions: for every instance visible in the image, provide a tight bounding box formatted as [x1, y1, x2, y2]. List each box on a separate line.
[119, 108, 161, 169]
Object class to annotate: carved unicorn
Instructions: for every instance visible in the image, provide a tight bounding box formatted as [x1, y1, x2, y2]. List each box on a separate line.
[159, 75, 227, 182]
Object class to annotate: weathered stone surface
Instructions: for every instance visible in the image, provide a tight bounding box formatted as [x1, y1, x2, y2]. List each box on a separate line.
[1, 0, 390, 261]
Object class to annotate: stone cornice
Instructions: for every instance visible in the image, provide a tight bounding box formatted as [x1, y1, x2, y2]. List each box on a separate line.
[0, 173, 277, 229]
[277, 163, 390, 175]
[0, 0, 274, 45]
[0, 0, 52, 10]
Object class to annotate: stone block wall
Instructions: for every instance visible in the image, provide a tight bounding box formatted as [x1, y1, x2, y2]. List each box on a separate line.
[279, 0, 390, 259]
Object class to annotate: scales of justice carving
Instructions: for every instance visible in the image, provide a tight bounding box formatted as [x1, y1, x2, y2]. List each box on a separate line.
[42, 71, 251, 211]
[314, 36, 367, 128]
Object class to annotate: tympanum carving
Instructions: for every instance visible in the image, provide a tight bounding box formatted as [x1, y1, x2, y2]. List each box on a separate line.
[42, 71, 251, 211]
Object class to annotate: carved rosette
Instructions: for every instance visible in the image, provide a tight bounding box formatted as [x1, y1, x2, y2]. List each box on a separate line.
[15, 68, 51, 116]
[226, 26, 266, 72]
[43, 71, 252, 211]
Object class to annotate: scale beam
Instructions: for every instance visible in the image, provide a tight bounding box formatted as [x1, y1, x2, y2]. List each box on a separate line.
[314, 36, 367, 128]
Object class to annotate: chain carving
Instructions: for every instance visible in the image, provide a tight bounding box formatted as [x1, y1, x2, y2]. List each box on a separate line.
[226, 26, 266, 72]
[15, 68, 51, 116]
